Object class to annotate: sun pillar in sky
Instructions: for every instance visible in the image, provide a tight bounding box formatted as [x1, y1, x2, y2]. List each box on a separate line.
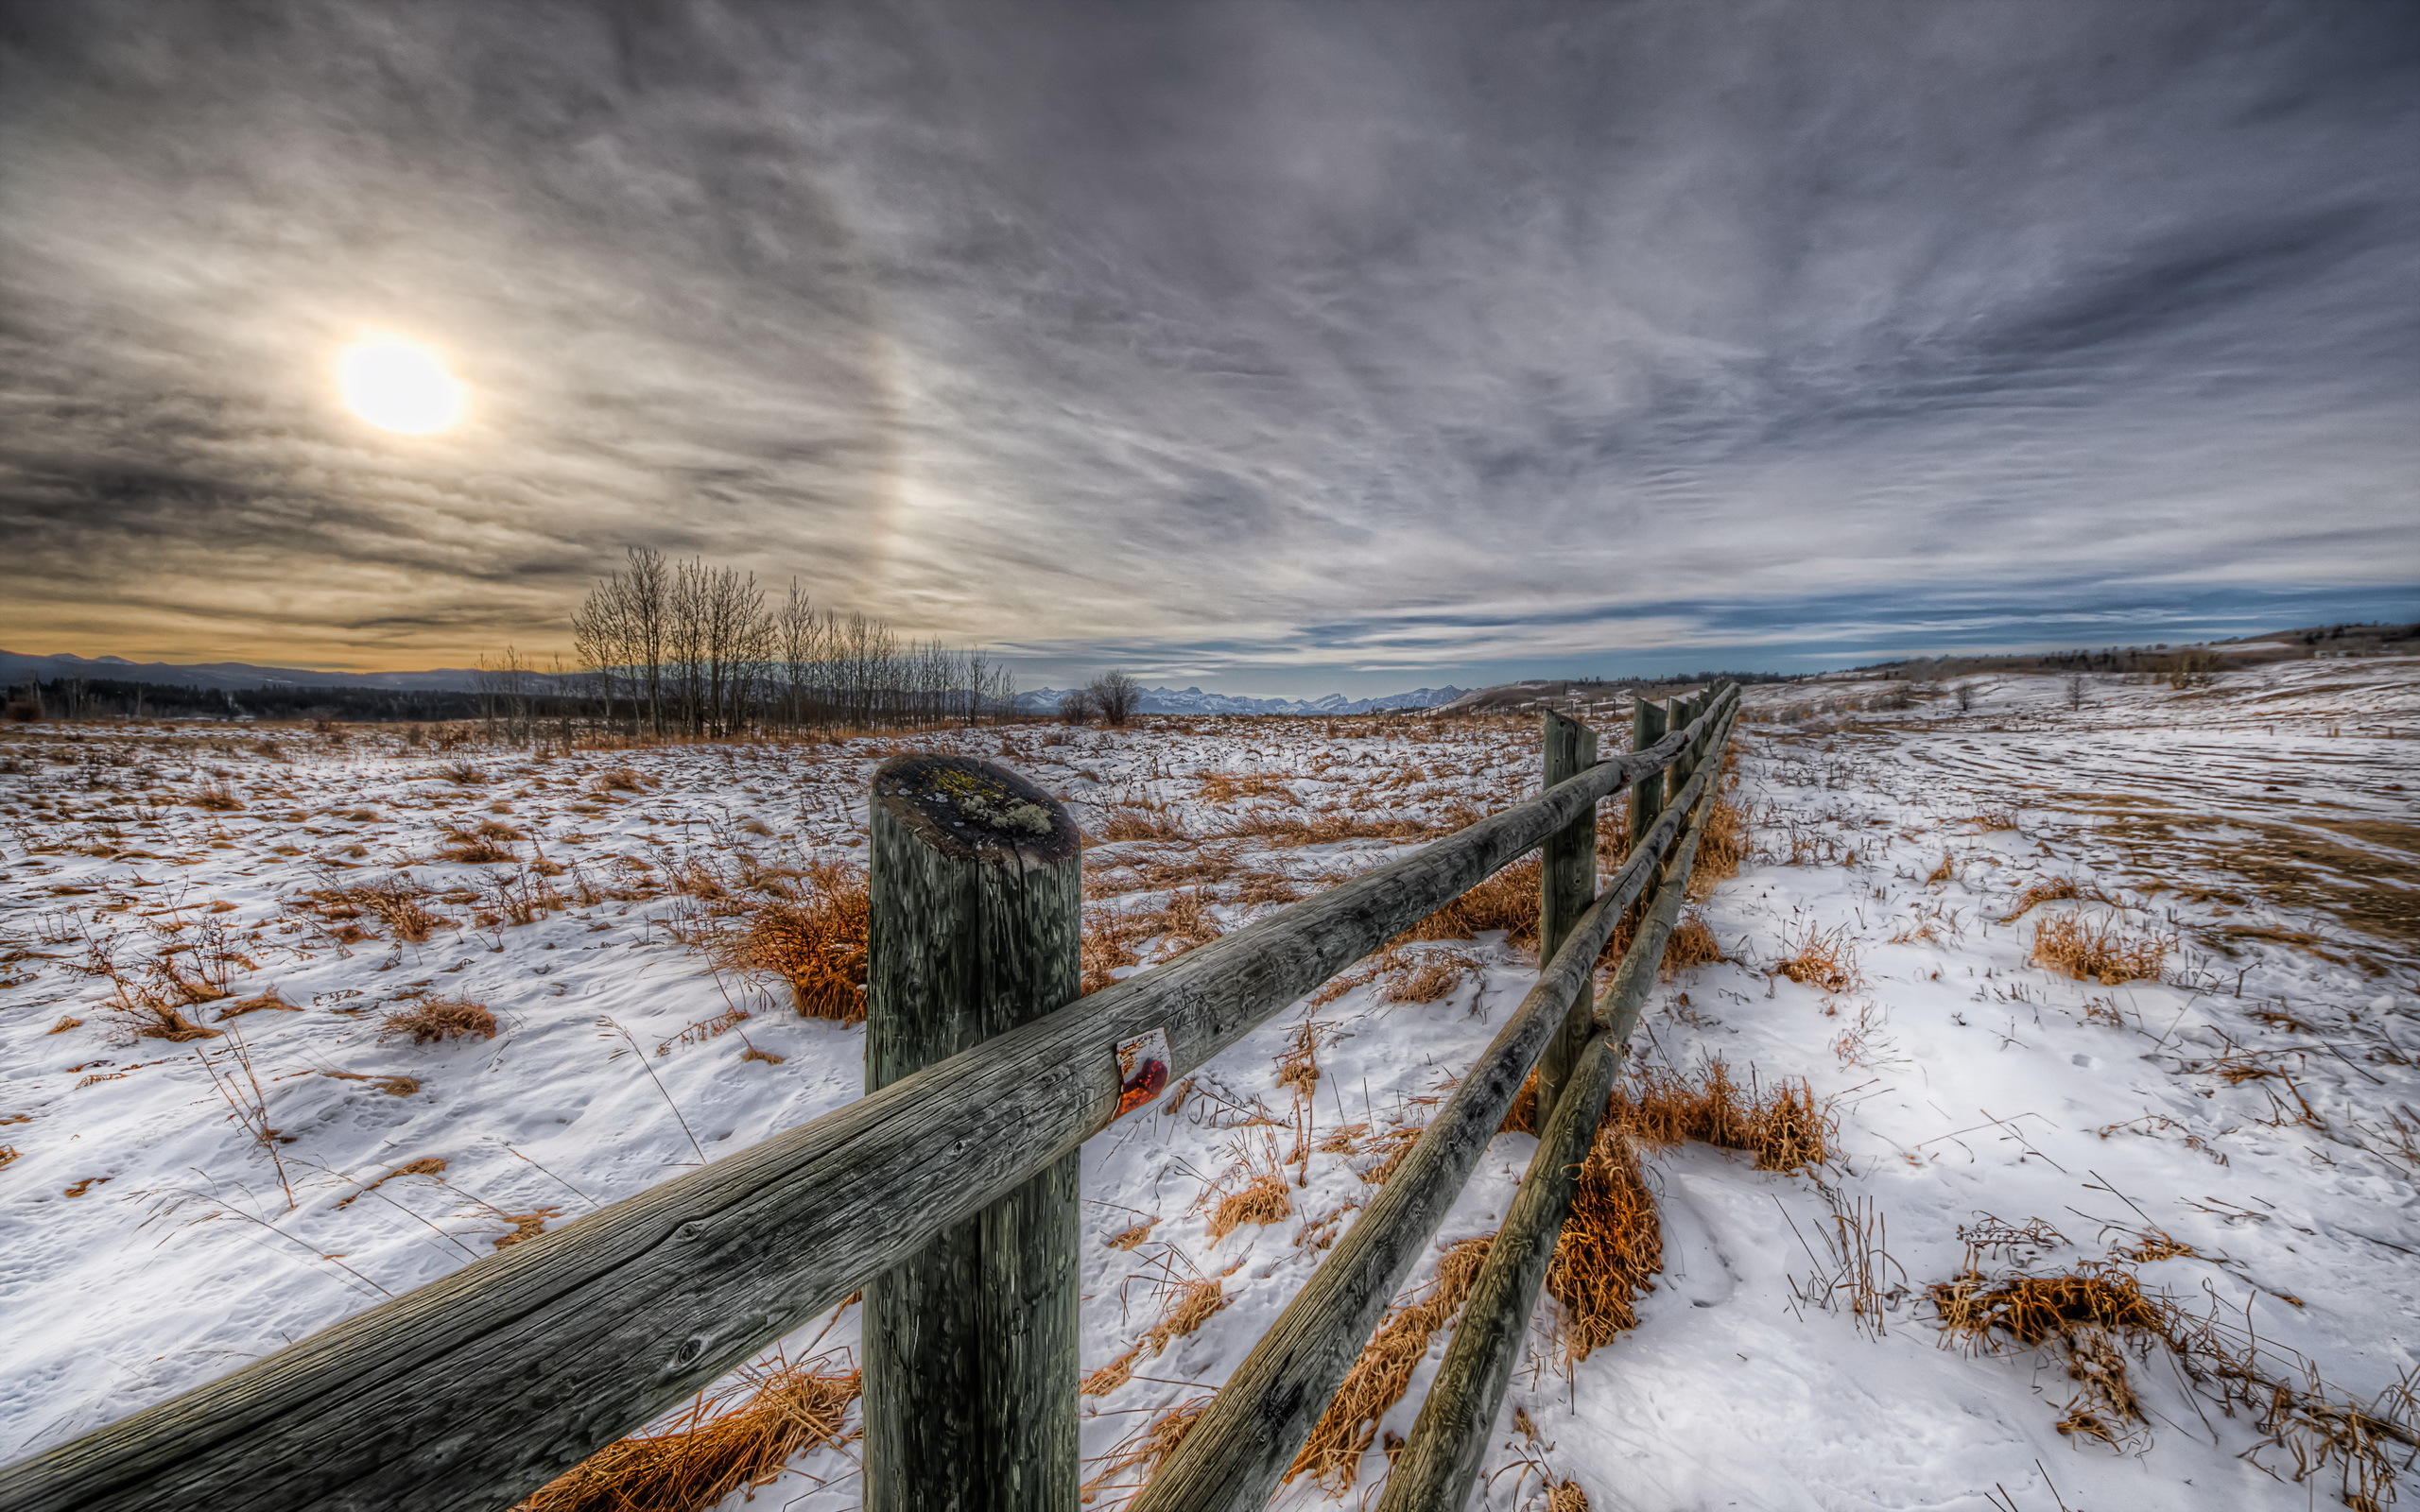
[337, 335, 465, 435]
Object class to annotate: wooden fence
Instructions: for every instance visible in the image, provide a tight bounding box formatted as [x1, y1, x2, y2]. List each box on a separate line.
[0, 682, 1741, 1512]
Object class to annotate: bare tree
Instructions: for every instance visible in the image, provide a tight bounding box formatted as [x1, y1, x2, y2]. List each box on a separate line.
[1058, 689, 1097, 725]
[1088, 671, 1143, 727]
[2064, 674, 2087, 711]
[1953, 681, 1976, 714]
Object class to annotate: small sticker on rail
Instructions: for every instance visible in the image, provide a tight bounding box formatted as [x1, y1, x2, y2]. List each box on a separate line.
[1114, 1028, 1170, 1118]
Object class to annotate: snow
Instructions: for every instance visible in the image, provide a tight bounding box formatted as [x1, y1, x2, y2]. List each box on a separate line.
[2, 655, 2416, 1509]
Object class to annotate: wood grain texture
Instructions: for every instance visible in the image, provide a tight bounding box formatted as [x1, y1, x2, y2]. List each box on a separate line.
[1380, 708, 1736, 1512]
[1533, 710, 1599, 1119]
[1629, 696, 1669, 849]
[864, 755, 1082, 1512]
[1130, 693, 1738, 1512]
[0, 713, 1727, 1512]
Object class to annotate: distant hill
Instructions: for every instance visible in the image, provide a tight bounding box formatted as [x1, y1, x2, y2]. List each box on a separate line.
[0, 650, 488, 693]
[1012, 684, 1467, 716]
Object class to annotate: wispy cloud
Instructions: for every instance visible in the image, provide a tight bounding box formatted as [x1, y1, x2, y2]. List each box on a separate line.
[2, 1, 2413, 687]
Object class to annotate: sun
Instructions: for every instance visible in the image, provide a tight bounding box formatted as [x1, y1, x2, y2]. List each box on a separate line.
[337, 336, 465, 435]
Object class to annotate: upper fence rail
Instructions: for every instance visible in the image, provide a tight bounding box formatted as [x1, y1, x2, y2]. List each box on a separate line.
[0, 685, 1741, 1512]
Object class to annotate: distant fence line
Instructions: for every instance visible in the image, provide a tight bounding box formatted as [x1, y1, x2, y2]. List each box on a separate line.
[0, 683, 1741, 1512]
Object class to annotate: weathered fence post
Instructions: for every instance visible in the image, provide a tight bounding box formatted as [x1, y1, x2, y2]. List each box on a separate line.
[1629, 696, 1668, 848]
[1532, 709, 1599, 1117]
[865, 755, 1083, 1512]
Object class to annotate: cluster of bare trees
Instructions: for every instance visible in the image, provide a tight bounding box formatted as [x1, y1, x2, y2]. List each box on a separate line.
[570, 548, 1016, 737]
[1057, 671, 1144, 727]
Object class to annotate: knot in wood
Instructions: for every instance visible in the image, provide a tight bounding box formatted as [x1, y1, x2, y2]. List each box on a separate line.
[872, 754, 1079, 866]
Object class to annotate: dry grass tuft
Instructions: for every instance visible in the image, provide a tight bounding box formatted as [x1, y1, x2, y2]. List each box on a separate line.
[190, 781, 245, 812]
[1397, 856, 1541, 948]
[1774, 921, 1859, 994]
[1101, 806, 1188, 842]
[439, 832, 517, 865]
[1659, 911, 1724, 977]
[593, 765, 647, 793]
[379, 996, 498, 1045]
[717, 863, 870, 1022]
[1207, 1169, 1292, 1241]
[1546, 1123, 1663, 1360]
[2001, 874, 2116, 921]
[1232, 869, 1302, 907]
[511, 1351, 859, 1512]
[2031, 912, 2168, 985]
[1104, 1217, 1158, 1250]
[1215, 811, 1431, 849]
[1686, 796, 1747, 900]
[1974, 806, 2021, 832]
[1196, 771, 1295, 804]
[1382, 954, 1471, 1005]
[1615, 1057, 1832, 1174]
[1285, 1235, 1495, 1493]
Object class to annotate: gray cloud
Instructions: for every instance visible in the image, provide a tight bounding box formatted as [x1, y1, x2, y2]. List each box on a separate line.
[1, 0, 2412, 685]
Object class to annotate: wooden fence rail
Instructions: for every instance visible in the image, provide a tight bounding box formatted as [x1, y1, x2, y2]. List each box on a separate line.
[0, 684, 1739, 1512]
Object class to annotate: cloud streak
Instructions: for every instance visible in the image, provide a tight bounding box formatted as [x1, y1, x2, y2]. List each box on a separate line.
[1, 1, 2413, 689]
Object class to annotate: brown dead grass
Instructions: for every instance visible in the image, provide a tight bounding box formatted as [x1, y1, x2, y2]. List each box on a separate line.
[1081, 1397, 1212, 1503]
[1660, 911, 1724, 977]
[2001, 874, 2117, 921]
[1615, 1057, 1832, 1174]
[1285, 1235, 1495, 1493]
[1397, 856, 1541, 948]
[1215, 811, 1432, 849]
[1082, 1278, 1231, 1398]
[1207, 1169, 1292, 1241]
[1546, 1124, 1663, 1360]
[718, 864, 870, 1022]
[1382, 951, 1478, 1005]
[379, 996, 498, 1045]
[1101, 806, 1189, 842]
[1232, 869, 1302, 907]
[1196, 771, 1296, 804]
[190, 781, 244, 812]
[1686, 796, 1747, 901]
[2031, 912, 2168, 985]
[1774, 921, 1859, 994]
[511, 1351, 859, 1512]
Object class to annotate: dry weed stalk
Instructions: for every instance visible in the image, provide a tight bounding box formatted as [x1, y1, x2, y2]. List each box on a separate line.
[1286, 1235, 1495, 1492]
[1545, 1123, 1662, 1360]
[511, 1350, 860, 1512]
[2031, 912, 2168, 985]
[1080, 1397, 1212, 1504]
[1084, 1277, 1233, 1396]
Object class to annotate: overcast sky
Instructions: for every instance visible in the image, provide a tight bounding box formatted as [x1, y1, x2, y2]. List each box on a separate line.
[2, 1, 2413, 694]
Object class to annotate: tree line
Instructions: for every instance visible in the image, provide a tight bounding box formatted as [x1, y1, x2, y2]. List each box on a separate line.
[566, 547, 1017, 737]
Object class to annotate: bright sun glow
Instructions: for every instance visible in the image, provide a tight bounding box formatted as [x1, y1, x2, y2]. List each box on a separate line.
[337, 337, 465, 435]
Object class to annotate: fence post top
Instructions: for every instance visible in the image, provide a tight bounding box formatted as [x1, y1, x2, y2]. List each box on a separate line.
[873, 753, 1080, 868]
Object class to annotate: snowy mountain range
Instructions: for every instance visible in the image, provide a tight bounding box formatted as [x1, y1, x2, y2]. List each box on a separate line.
[1011, 684, 1466, 716]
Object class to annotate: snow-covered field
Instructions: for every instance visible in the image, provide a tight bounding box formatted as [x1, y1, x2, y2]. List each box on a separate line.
[2, 655, 2415, 1510]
